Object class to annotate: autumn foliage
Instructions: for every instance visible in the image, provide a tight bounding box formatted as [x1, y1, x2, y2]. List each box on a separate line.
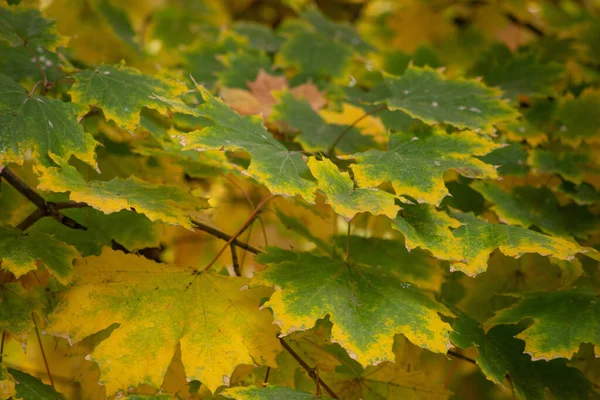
[1, 1, 600, 399]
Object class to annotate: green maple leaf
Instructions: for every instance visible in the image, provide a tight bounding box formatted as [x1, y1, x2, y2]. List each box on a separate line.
[0, 283, 47, 337]
[555, 89, 600, 145]
[349, 126, 501, 205]
[486, 289, 600, 360]
[70, 64, 188, 130]
[175, 85, 317, 201]
[8, 368, 66, 400]
[450, 212, 583, 276]
[529, 149, 594, 185]
[451, 317, 593, 400]
[472, 182, 597, 239]
[232, 21, 285, 53]
[0, 6, 67, 51]
[559, 182, 600, 206]
[307, 157, 399, 221]
[217, 50, 271, 89]
[95, 0, 137, 49]
[47, 249, 281, 394]
[0, 42, 62, 83]
[471, 44, 563, 100]
[478, 143, 529, 176]
[391, 203, 463, 262]
[271, 91, 376, 154]
[276, 27, 353, 79]
[254, 249, 452, 363]
[223, 385, 334, 400]
[0, 73, 97, 168]
[383, 66, 518, 130]
[0, 224, 79, 282]
[37, 164, 209, 229]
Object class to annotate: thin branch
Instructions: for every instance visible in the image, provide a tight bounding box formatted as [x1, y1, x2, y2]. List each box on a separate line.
[31, 313, 55, 389]
[345, 220, 351, 265]
[447, 349, 477, 365]
[17, 208, 47, 231]
[230, 243, 240, 276]
[191, 220, 263, 254]
[279, 337, 339, 399]
[263, 366, 271, 387]
[327, 105, 387, 156]
[0, 331, 5, 364]
[1, 167, 86, 231]
[200, 194, 275, 273]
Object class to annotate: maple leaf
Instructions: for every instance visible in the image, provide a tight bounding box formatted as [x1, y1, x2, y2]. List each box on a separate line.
[391, 203, 463, 262]
[175, 85, 317, 201]
[486, 289, 600, 360]
[555, 89, 600, 145]
[451, 317, 593, 400]
[220, 70, 326, 119]
[222, 385, 334, 400]
[471, 182, 597, 239]
[349, 126, 501, 205]
[47, 249, 281, 394]
[37, 164, 208, 229]
[450, 212, 582, 276]
[0, 224, 79, 282]
[70, 64, 188, 130]
[383, 66, 519, 130]
[0, 283, 48, 337]
[307, 157, 399, 220]
[272, 92, 375, 154]
[0, 6, 68, 51]
[254, 249, 452, 364]
[0, 73, 97, 168]
[0, 41, 62, 83]
[8, 368, 66, 400]
[529, 149, 594, 185]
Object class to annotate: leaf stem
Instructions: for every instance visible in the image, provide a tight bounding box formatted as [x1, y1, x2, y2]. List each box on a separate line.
[0, 331, 5, 364]
[327, 104, 387, 156]
[31, 312, 55, 389]
[279, 337, 339, 399]
[200, 194, 275, 272]
[346, 219, 352, 265]
[23, 42, 48, 94]
[192, 220, 263, 254]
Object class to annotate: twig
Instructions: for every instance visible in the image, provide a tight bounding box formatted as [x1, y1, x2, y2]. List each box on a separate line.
[447, 349, 477, 365]
[0, 331, 5, 364]
[192, 220, 263, 254]
[23, 42, 47, 93]
[230, 243, 240, 276]
[279, 337, 339, 399]
[1, 167, 87, 231]
[263, 366, 271, 387]
[327, 105, 387, 156]
[345, 220, 352, 265]
[17, 208, 47, 231]
[31, 313, 55, 389]
[200, 194, 275, 272]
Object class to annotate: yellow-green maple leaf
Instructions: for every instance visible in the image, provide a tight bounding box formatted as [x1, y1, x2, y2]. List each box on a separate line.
[47, 249, 281, 394]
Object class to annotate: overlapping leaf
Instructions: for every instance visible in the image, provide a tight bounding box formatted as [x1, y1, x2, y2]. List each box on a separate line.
[451, 317, 593, 400]
[8, 368, 66, 400]
[0, 6, 68, 51]
[0, 73, 97, 168]
[47, 249, 281, 394]
[0, 283, 48, 337]
[383, 66, 518, 130]
[307, 157, 399, 220]
[254, 248, 452, 364]
[38, 164, 208, 229]
[349, 126, 501, 205]
[0, 224, 78, 282]
[70, 64, 188, 130]
[174, 86, 317, 200]
[487, 289, 600, 360]
[223, 386, 334, 400]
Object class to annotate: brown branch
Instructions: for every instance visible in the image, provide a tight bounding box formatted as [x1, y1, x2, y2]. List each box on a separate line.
[17, 208, 47, 231]
[0, 331, 5, 364]
[191, 220, 263, 254]
[200, 194, 275, 272]
[279, 337, 339, 399]
[230, 243, 240, 276]
[31, 313, 55, 389]
[1, 167, 87, 231]
[327, 105, 387, 156]
[448, 349, 477, 365]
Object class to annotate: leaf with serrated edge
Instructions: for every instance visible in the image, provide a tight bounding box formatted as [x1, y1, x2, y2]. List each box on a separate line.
[0, 283, 47, 337]
[175, 85, 316, 201]
[486, 289, 600, 360]
[307, 157, 399, 221]
[47, 249, 280, 394]
[450, 212, 582, 276]
[349, 126, 501, 205]
[0, 73, 97, 168]
[254, 249, 452, 364]
[0, 6, 68, 51]
[70, 64, 188, 130]
[38, 164, 208, 229]
[0, 225, 78, 283]
[383, 66, 518, 130]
